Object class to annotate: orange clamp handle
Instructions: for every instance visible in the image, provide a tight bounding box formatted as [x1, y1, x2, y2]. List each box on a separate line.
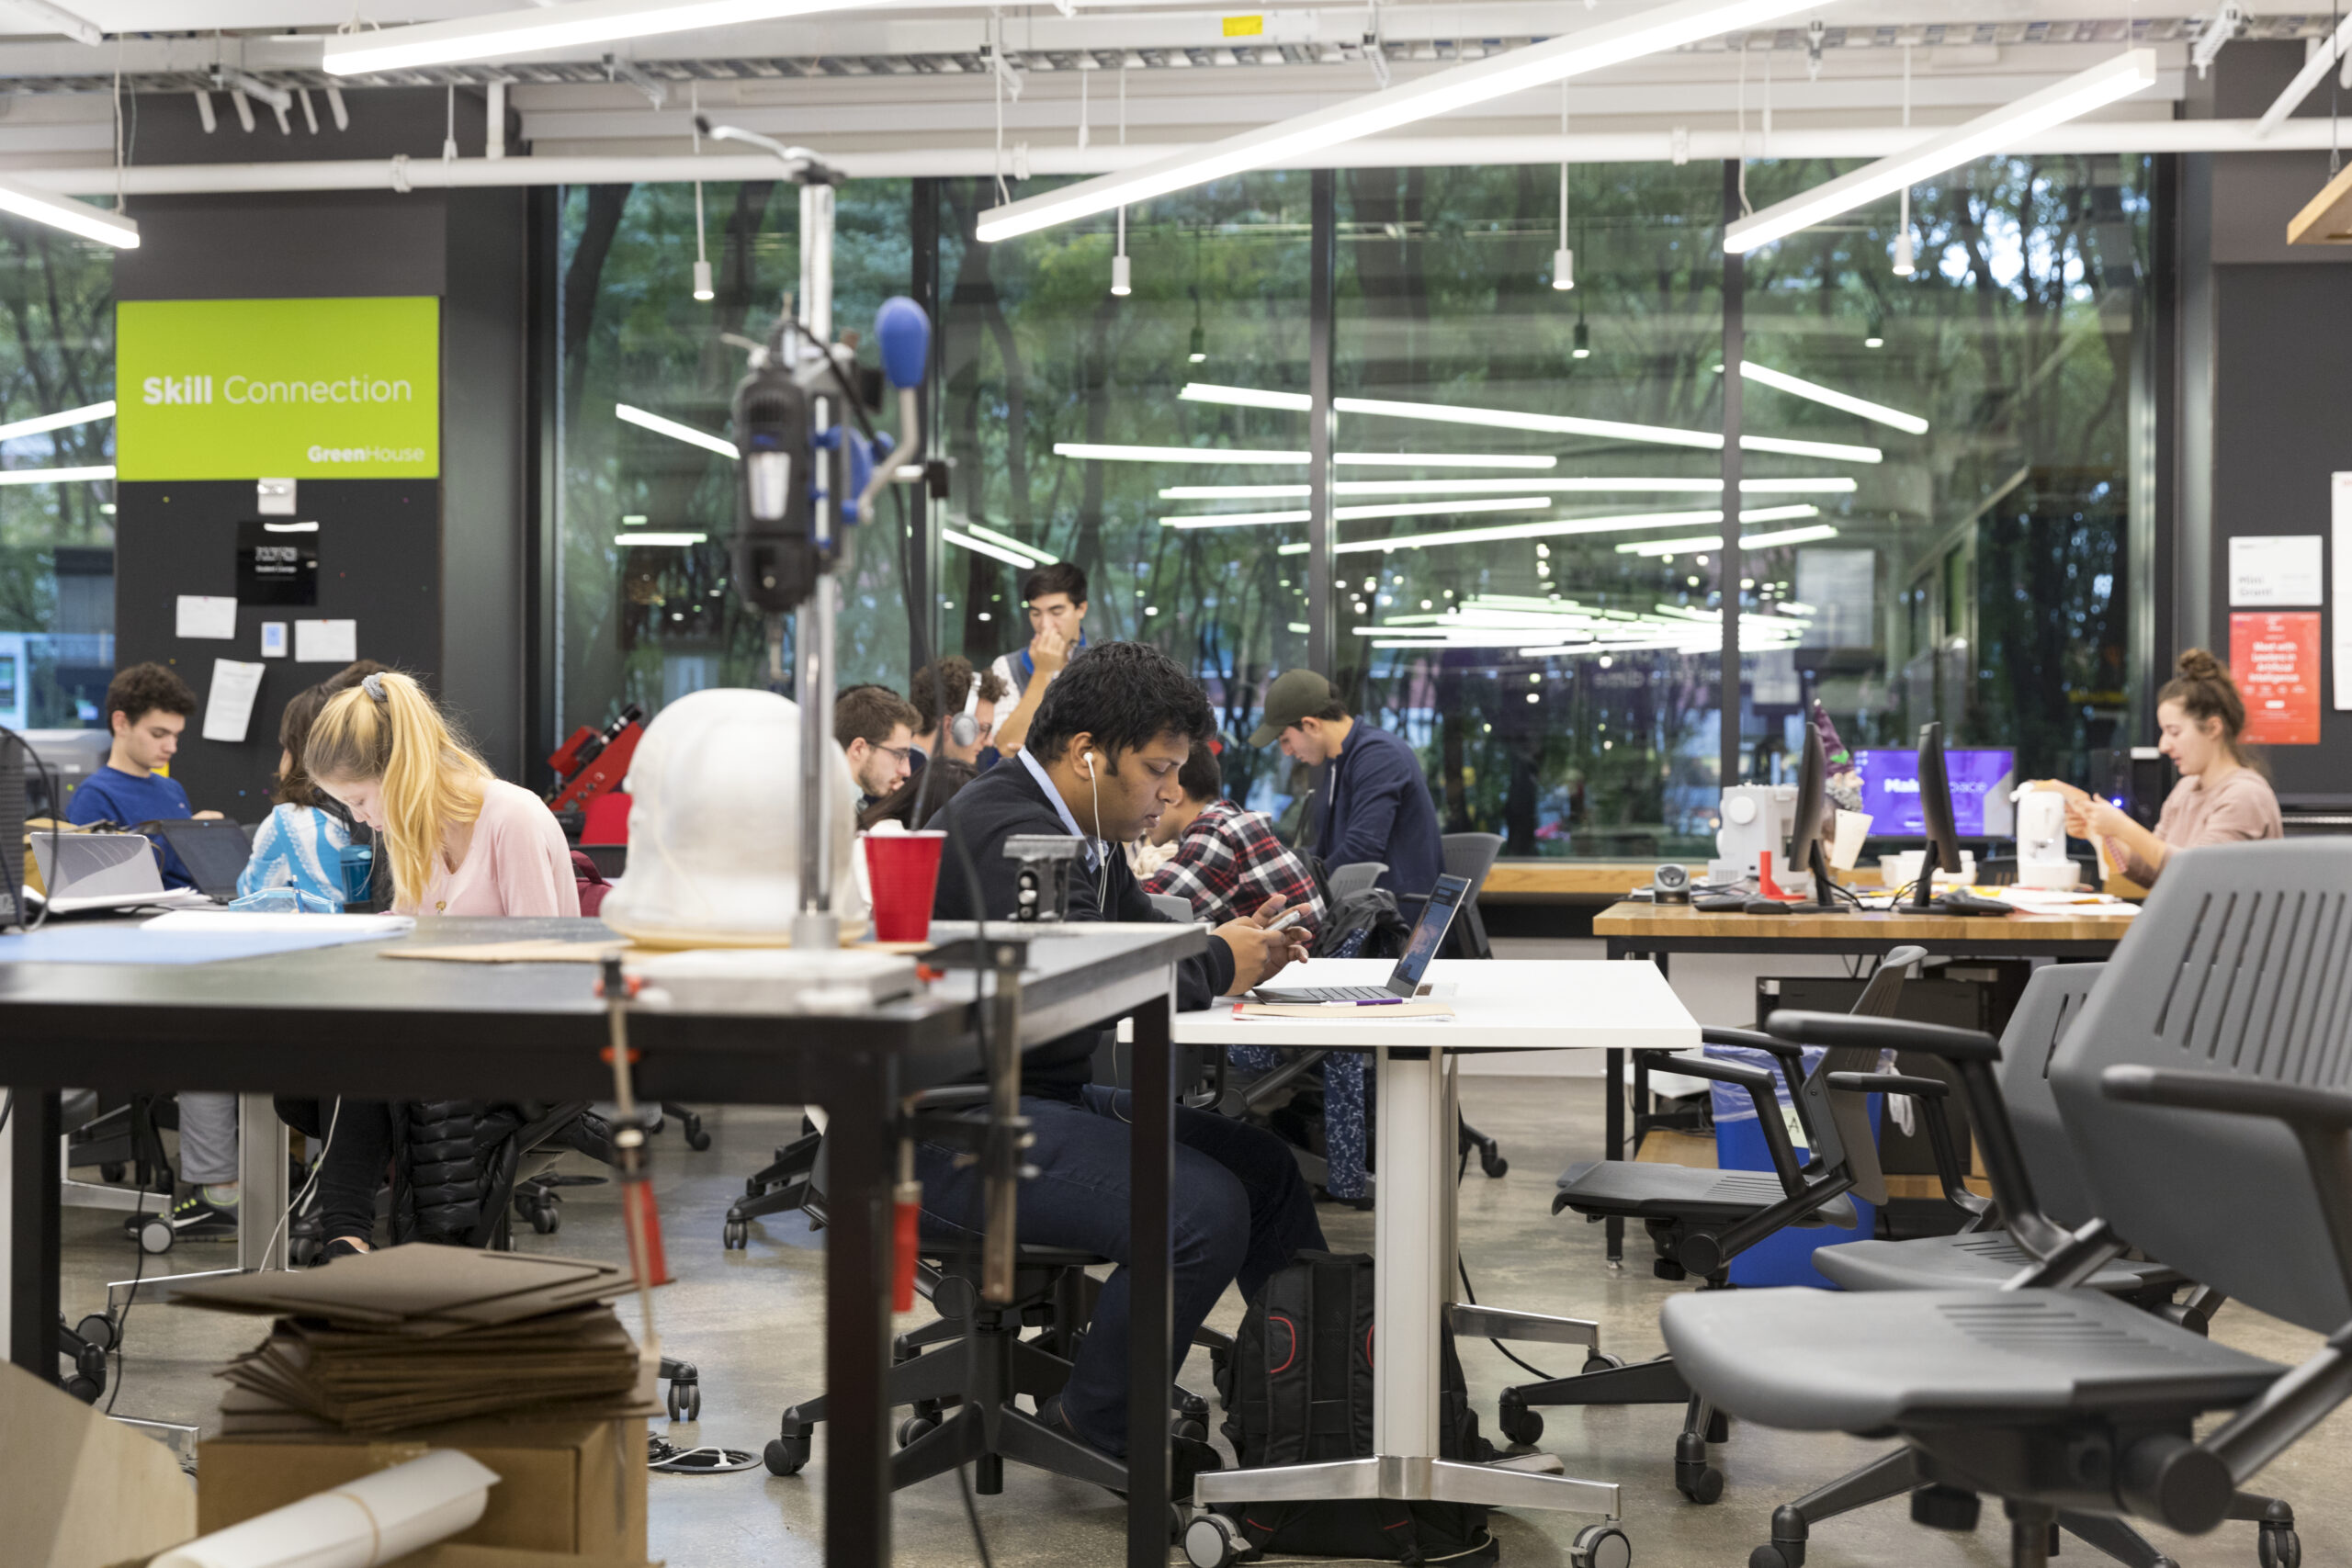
[623, 1180, 673, 1289]
[892, 1184, 923, 1312]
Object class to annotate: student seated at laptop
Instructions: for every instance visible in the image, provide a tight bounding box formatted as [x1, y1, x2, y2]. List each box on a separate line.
[237, 684, 354, 907]
[926, 640, 1321, 1499]
[66, 661, 228, 889]
[1142, 737, 1325, 928]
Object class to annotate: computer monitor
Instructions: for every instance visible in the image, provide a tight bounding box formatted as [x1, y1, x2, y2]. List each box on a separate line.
[1787, 721, 1836, 903]
[1897, 721, 1966, 915]
[1852, 746, 2016, 837]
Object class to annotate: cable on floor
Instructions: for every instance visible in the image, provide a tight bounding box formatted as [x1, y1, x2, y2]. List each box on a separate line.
[956, 1461, 995, 1568]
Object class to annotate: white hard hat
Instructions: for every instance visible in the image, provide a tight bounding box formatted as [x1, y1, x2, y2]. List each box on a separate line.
[600, 687, 866, 944]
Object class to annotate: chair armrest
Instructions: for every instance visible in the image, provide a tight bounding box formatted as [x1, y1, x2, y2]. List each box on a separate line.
[2101, 1066, 2352, 1129]
[1828, 1072, 1989, 1222]
[1652, 1054, 1805, 1196]
[1701, 1026, 1807, 1060]
[1826, 1070, 1948, 1100]
[1765, 1010, 2001, 1062]
[910, 1085, 990, 1112]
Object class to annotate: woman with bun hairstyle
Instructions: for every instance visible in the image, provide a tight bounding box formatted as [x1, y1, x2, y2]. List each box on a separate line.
[2031, 649, 2282, 888]
[296, 670, 579, 1256]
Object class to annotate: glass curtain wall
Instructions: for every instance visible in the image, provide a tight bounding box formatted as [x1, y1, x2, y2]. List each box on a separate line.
[1737, 153, 2150, 821]
[0, 229, 116, 732]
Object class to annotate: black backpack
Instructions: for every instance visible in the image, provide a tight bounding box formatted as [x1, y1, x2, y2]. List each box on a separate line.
[1213, 1250, 1499, 1564]
[1304, 853, 1414, 961]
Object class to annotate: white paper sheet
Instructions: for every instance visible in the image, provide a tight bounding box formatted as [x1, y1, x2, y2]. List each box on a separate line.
[176, 594, 237, 640]
[202, 659, 266, 743]
[294, 619, 357, 664]
[2228, 535, 2324, 607]
[150, 1449, 497, 1568]
[2335, 474, 2352, 710]
[142, 911, 413, 935]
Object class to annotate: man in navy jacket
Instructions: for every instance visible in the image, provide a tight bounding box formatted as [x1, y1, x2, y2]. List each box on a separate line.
[1250, 668, 1443, 899]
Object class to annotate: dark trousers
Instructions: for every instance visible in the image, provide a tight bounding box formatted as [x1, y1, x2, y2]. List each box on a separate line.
[277, 1096, 394, 1246]
[912, 1083, 1325, 1456]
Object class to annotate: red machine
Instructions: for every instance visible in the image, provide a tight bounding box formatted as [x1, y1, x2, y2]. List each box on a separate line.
[548, 704, 646, 842]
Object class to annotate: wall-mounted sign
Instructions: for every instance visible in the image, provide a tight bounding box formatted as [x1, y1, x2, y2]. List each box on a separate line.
[238, 519, 319, 606]
[116, 297, 439, 480]
[2231, 610, 2322, 746]
[2228, 534, 2324, 607]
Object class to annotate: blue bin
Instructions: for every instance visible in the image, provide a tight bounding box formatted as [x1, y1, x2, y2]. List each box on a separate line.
[1705, 1043, 1882, 1289]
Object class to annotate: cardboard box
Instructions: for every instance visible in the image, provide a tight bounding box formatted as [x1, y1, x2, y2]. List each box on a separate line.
[3, 1360, 197, 1568]
[197, 1418, 645, 1558]
[385, 1550, 658, 1568]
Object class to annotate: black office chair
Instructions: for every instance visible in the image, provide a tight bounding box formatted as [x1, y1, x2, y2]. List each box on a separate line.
[1664, 840, 2349, 1568]
[1498, 945, 1927, 1502]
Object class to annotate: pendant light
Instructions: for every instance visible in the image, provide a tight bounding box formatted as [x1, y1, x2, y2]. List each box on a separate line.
[1110, 61, 1131, 296]
[690, 86, 714, 299]
[1891, 45, 1917, 276]
[1552, 84, 1576, 290]
[1187, 227, 1206, 363]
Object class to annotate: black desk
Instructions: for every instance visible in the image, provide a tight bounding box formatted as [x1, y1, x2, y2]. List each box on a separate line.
[0, 915, 1203, 1568]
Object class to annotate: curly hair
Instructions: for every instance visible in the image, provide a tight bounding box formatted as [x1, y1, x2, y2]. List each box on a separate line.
[2160, 649, 2262, 772]
[1024, 640, 1212, 765]
[104, 661, 196, 728]
[909, 656, 1010, 733]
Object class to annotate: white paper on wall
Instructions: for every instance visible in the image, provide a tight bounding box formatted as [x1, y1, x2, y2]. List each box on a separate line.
[2335, 475, 2352, 711]
[2229, 534, 2324, 607]
[293, 619, 357, 664]
[201, 659, 265, 743]
[175, 595, 237, 640]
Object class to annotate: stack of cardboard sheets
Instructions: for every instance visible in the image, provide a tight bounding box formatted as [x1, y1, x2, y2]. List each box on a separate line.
[166, 1246, 653, 1436]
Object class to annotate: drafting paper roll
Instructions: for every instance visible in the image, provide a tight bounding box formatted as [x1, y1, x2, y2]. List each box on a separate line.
[153, 1450, 499, 1568]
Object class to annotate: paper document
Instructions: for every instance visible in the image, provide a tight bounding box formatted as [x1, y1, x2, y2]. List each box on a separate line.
[202, 658, 266, 742]
[2334, 475, 2352, 710]
[144, 910, 413, 935]
[294, 618, 357, 663]
[2229, 535, 2324, 607]
[175, 594, 237, 639]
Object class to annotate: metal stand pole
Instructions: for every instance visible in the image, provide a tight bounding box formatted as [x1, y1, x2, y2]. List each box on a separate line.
[792, 176, 843, 953]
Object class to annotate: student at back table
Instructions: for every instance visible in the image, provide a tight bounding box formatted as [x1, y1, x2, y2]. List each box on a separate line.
[1249, 668, 1443, 900]
[985, 560, 1089, 757]
[65, 661, 227, 887]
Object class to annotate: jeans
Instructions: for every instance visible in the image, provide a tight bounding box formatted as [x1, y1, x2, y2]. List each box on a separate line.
[912, 1084, 1325, 1457]
[176, 1090, 240, 1186]
[277, 1097, 393, 1246]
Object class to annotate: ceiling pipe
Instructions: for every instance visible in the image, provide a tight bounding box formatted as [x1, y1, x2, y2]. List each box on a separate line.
[2, 116, 2343, 196]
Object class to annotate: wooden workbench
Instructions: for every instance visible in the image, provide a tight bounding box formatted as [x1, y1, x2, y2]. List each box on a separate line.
[1592, 897, 2138, 958]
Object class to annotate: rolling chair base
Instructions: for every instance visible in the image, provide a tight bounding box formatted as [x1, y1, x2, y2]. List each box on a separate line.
[1497, 1354, 1732, 1504]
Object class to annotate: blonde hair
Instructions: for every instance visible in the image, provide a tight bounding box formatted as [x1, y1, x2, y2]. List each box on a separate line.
[305, 670, 493, 910]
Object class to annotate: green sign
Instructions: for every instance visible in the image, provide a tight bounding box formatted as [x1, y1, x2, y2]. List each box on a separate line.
[116, 297, 439, 480]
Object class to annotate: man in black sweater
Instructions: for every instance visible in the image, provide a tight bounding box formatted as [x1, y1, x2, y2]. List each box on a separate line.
[922, 641, 1323, 1498]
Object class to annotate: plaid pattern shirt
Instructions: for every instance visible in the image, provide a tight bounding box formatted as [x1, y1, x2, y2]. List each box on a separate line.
[1143, 799, 1326, 928]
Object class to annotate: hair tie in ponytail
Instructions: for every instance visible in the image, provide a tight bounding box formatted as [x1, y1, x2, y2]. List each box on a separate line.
[362, 672, 388, 705]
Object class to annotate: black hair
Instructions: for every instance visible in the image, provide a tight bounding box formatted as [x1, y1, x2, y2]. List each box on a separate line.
[1024, 640, 1211, 765]
[105, 660, 196, 727]
[1178, 738, 1222, 802]
[1020, 561, 1089, 607]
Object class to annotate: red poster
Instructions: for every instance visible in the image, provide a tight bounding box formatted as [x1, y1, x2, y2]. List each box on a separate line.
[2230, 611, 2323, 746]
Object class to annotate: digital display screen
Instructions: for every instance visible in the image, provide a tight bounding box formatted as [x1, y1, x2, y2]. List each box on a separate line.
[1853, 749, 2017, 838]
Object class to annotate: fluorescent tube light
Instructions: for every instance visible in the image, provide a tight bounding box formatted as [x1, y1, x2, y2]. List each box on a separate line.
[1181, 383, 1308, 412]
[7, 1, 101, 48]
[322, 0, 854, 76]
[1616, 523, 1841, 556]
[1272, 503, 1818, 556]
[956, 520, 1057, 564]
[0, 463, 113, 485]
[975, 0, 1820, 241]
[616, 531, 708, 547]
[1724, 51, 2158, 254]
[1057, 442, 1556, 469]
[1160, 509, 1310, 530]
[0, 400, 112, 442]
[0, 171, 135, 249]
[1738, 363, 1929, 434]
[1159, 485, 1311, 500]
[1340, 453, 1558, 468]
[944, 526, 1042, 569]
[616, 402, 738, 460]
[1159, 477, 1856, 501]
[1160, 496, 1554, 531]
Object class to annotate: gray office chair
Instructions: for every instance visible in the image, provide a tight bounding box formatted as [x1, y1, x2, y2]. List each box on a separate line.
[1500, 946, 1925, 1503]
[1326, 861, 1388, 902]
[1440, 832, 1503, 960]
[1148, 892, 1196, 922]
[1665, 840, 2350, 1568]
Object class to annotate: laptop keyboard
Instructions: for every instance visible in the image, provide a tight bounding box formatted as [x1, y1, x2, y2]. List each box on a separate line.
[1263, 984, 1395, 1003]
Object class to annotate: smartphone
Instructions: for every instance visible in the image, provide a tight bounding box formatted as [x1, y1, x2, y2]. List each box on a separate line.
[1268, 907, 1310, 932]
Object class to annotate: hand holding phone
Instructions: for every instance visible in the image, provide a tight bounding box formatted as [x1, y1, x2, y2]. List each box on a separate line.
[1267, 907, 1309, 933]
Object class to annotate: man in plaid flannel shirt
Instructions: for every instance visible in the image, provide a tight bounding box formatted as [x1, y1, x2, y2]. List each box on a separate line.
[1144, 739, 1327, 928]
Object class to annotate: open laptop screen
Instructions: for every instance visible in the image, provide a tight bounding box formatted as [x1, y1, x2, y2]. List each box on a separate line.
[1388, 874, 1471, 995]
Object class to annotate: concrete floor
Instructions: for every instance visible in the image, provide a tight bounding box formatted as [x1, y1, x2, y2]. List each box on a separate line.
[62, 1078, 2351, 1568]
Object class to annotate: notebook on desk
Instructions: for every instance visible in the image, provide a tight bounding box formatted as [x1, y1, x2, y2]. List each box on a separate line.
[1252, 872, 1470, 1005]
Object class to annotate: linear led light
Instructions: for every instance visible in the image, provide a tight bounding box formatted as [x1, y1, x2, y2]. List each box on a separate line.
[1185, 384, 1884, 465]
[0, 172, 135, 248]
[1724, 51, 2158, 254]
[322, 0, 854, 75]
[0, 400, 112, 441]
[975, 0, 1820, 241]
[1340, 452, 1558, 468]
[0, 463, 113, 485]
[1162, 509, 1307, 529]
[1159, 476, 1856, 501]
[1161, 496, 1553, 531]
[1180, 383, 1309, 412]
[1615, 523, 1842, 556]
[616, 531, 708, 547]
[943, 526, 1039, 569]
[1738, 363, 1929, 435]
[1159, 484, 1311, 500]
[956, 519, 1058, 564]
[1057, 442, 1556, 469]
[1273, 503, 1819, 556]
[616, 402, 737, 460]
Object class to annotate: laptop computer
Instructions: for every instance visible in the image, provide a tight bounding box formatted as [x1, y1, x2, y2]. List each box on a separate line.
[134, 818, 255, 903]
[28, 831, 218, 916]
[1254, 872, 1472, 1005]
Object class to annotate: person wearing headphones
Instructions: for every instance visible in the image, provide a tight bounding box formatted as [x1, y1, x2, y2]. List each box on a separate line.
[857, 656, 1008, 830]
[924, 640, 1322, 1503]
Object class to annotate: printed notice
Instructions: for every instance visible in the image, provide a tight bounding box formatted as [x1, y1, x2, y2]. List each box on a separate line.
[202, 658, 265, 743]
[175, 594, 236, 640]
[2229, 535, 2324, 607]
[2335, 475, 2352, 710]
[294, 618, 357, 664]
[2231, 611, 2322, 746]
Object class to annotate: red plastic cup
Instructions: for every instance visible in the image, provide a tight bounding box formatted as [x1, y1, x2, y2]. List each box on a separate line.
[864, 830, 947, 943]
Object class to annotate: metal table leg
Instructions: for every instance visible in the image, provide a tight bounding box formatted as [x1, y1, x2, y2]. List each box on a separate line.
[1127, 995, 1175, 1568]
[237, 1093, 288, 1274]
[820, 1054, 897, 1568]
[1602, 1046, 1624, 1268]
[9, 1089, 62, 1380]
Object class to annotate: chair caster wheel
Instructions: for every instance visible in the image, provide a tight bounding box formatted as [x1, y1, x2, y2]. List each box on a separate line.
[530, 1203, 560, 1235]
[1750, 1544, 1803, 1568]
[897, 1415, 942, 1449]
[75, 1314, 117, 1353]
[765, 1428, 812, 1475]
[723, 1218, 749, 1250]
[1497, 1392, 1544, 1448]
[1175, 1387, 1210, 1422]
[100, 1162, 126, 1184]
[1183, 1512, 1245, 1567]
[1570, 1522, 1632, 1568]
[1676, 1464, 1723, 1505]
[139, 1216, 175, 1256]
[684, 1126, 712, 1152]
[2258, 1524, 2301, 1568]
[666, 1379, 700, 1421]
[1480, 1149, 1509, 1178]
[1584, 1351, 1626, 1375]
[63, 1373, 103, 1404]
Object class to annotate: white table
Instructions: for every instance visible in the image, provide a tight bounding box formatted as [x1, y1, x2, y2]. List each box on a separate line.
[1177, 958, 1697, 1540]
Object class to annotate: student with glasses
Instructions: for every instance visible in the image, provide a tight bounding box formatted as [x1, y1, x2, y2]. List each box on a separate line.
[832, 684, 921, 818]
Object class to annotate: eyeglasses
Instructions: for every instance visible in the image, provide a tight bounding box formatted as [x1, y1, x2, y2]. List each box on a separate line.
[872, 743, 917, 764]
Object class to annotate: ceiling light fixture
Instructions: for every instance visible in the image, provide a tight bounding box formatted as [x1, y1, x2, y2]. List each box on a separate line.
[0, 400, 113, 441]
[976, 0, 1820, 241]
[0, 463, 114, 485]
[615, 531, 708, 547]
[1893, 41, 1918, 276]
[1615, 521, 1841, 556]
[1161, 496, 1553, 530]
[1159, 476, 1854, 501]
[690, 92, 714, 301]
[616, 401, 738, 459]
[1724, 51, 2159, 254]
[943, 525, 1040, 568]
[956, 519, 1058, 564]
[0, 170, 136, 248]
[1552, 83, 1576, 291]
[1055, 442, 1557, 469]
[323, 0, 853, 76]
[1272, 502, 1819, 556]
[1738, 363, 1928, 434]
[1111, 62, 1132, 297]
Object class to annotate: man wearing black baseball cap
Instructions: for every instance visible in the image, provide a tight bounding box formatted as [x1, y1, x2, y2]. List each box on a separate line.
[1250, 669, 1442, 899]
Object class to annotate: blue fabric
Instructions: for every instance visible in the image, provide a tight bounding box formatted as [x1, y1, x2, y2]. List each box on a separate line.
[1013, 745, 1100, 868]
[237, 804, 353, 904]
[0, 926, 401, 964]
[912, 1083, 1324, 1457]
[1317, 723, 1443, 899]
[1227, 1044, 1373, 1198]
[66, 766, 198, 888]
